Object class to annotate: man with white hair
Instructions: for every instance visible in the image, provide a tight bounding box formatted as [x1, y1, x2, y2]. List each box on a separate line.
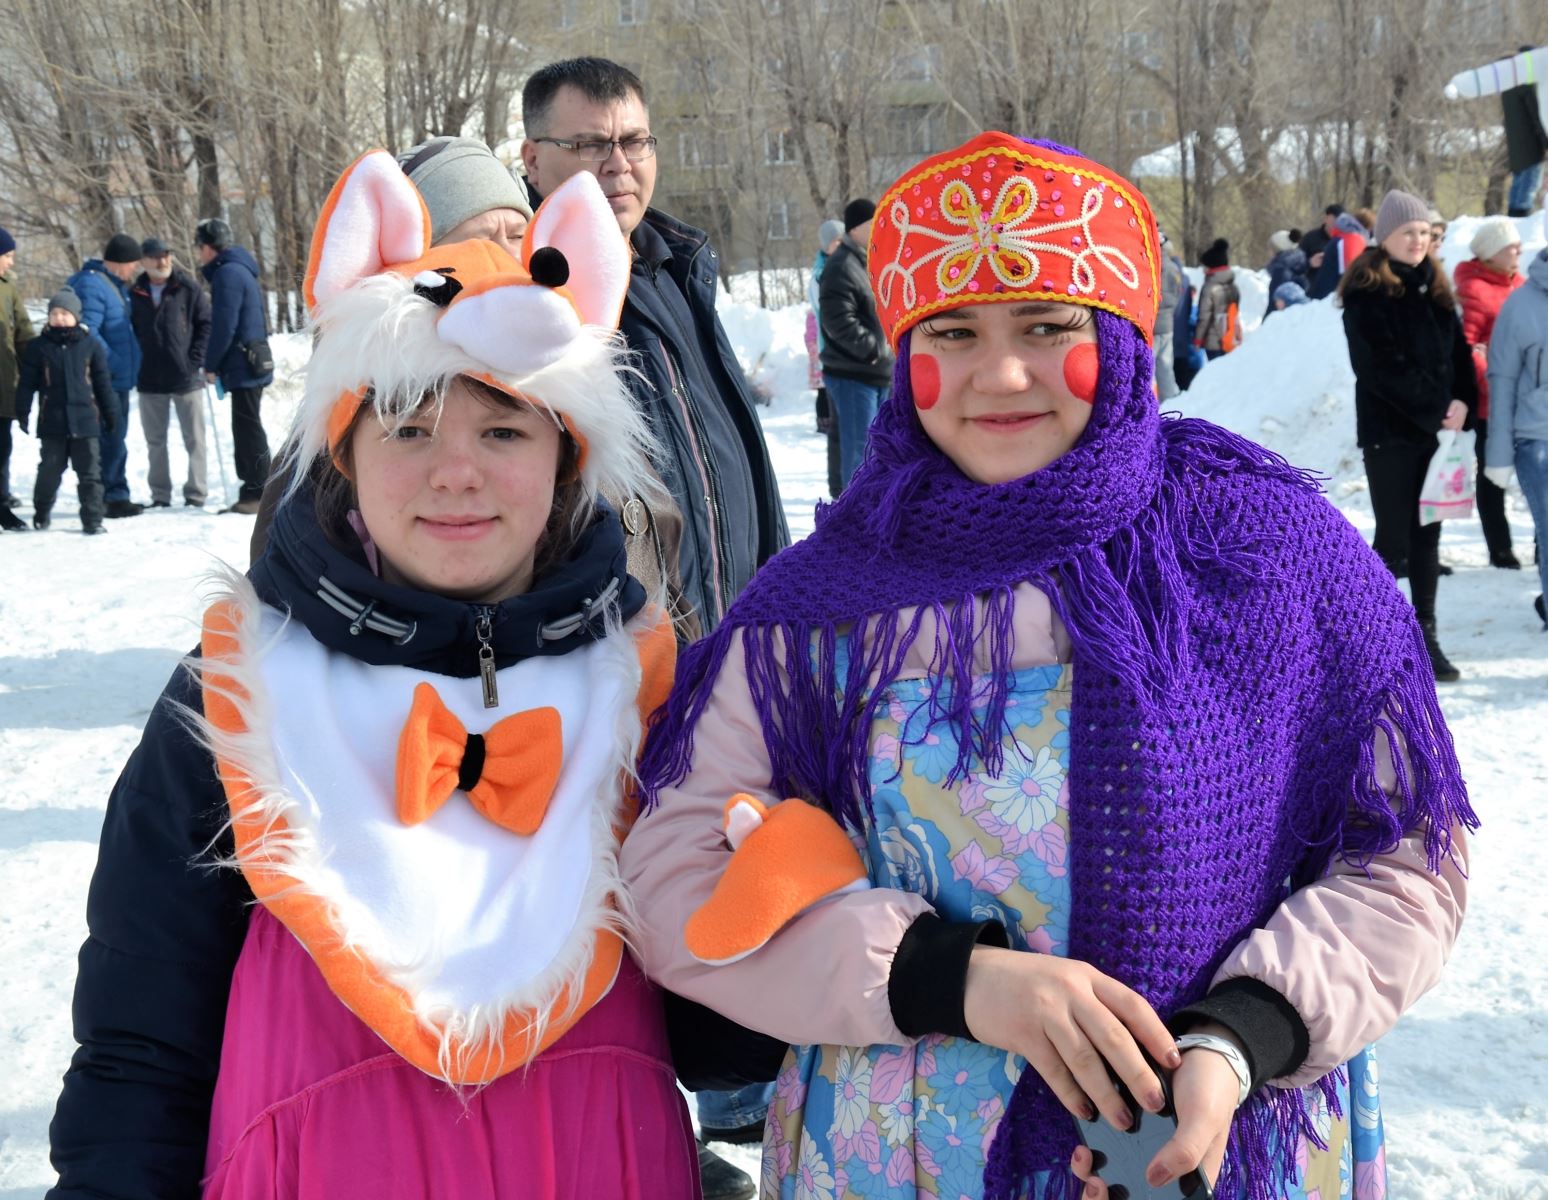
[130, 238, 211, 509]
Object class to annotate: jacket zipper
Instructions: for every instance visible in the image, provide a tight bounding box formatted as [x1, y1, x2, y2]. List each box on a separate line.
[473, 606, 499, 709]
[661, 346, 731, 624]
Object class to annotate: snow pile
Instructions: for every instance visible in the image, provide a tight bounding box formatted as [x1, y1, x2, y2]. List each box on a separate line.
[1176, 297, 1365, 499]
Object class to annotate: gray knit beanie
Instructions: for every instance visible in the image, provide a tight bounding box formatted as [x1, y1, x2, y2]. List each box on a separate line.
[49, 285, 83, 320]
[397, 136, 534, 245]
[817, 219, 844, 252]
[1373, 190, 1432, 247]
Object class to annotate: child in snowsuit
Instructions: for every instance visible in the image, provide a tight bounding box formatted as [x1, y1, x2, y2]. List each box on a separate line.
[624, 133, 1474, 1200]
[15, 286, 114, 533]
[47, 154, 698, 1199]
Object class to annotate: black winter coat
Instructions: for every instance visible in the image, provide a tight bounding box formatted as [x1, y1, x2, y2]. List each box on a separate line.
[47, 485, 647, 1200]
[15, 325, 116, 438]
[1342, 257, 1479, 449]
[130, 268, 212, 394]
[617, 211, 789, 631]
[819, 235, 893, 386]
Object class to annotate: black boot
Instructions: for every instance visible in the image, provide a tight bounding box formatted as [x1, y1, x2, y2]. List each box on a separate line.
[0, 505, 26, 531]
[1419, 618, 1460, 682]
[696, 1139, 756, 1200]
[32, 510, 51, 531]
[1535, 595, 1546, 630]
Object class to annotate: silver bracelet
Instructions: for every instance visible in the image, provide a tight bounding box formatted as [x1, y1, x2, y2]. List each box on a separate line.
[1174, 1032, 1252, 1107]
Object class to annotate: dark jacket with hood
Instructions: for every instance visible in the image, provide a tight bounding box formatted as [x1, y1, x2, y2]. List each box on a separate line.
[201, 245, 274, 389]
[46, 483, 646, 1200]
[1342, 255, 1478, 448]
[1265, 247, 1310, 316]
[818, 233, 894, 387]
[130, 267, 212, 395]
[15, 324, 116, 439]
[617, 208, 789, 632]
[1310, 213, 1371, 301]
[66, 260, 141, 393]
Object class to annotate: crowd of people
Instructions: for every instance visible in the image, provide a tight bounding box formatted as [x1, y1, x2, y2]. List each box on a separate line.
[0, 221, 274, 533]
[14, 46, 1544, 1200]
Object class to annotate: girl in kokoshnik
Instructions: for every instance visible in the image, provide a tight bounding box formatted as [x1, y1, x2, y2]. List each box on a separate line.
[46, 153, 699, 1200]
[621, 133, 1475, 1200]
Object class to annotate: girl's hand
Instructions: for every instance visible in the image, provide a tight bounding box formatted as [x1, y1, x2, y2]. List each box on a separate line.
[1067, 1025, 1241, 1195]
[1441, 400, 1467, 431]
[962, 946, 1180, 1131]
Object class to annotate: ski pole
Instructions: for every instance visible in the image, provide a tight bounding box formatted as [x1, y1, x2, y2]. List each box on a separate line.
[204, 382, 232, 500]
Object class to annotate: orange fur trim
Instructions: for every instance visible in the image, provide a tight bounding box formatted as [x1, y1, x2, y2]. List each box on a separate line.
[200, 600, 621, 1084]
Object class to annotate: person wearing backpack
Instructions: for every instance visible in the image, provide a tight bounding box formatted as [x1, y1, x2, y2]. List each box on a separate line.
[197, 218, 273, 515]
[1193, 238, 1241, 360]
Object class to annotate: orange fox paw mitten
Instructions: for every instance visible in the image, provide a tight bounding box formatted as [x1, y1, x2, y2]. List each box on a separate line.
[684, 794, 871, 966]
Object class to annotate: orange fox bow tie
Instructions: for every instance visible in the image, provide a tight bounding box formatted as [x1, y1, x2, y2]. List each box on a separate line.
[395, 682, 563, 836]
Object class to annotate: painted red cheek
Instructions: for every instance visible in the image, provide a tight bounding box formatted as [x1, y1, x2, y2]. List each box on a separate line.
[911, 352, 941, 410]
[1062, 342, 1100, 404]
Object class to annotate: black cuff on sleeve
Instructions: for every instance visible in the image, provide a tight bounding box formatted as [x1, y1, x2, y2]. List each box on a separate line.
[888, 912, 1009, 1040]
[1168, 976, 1310, 1091]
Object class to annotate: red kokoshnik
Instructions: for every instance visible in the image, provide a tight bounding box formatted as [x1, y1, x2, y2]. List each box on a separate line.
[869, 130, 1162, 348]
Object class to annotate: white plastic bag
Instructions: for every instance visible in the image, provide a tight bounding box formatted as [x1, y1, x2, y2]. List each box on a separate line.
[1418, 430, 1476, 525]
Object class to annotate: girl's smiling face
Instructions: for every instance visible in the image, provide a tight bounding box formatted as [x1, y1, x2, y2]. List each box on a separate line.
[350, 376, 564, 603]
[909, 301, 1099, 485]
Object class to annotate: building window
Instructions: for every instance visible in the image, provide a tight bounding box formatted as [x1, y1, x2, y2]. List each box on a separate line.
[893, 45, 941, 82]
[882, 104, 945, 157]
[765, 128, 796, 165]
[678, 125, 728, 169]
[1125, 108, 1164, 138]
[619, 0, 646, 25]
[767, 200, 794, 241]
[555, 0, 580, 28]
[1122, 29, 1163, 70]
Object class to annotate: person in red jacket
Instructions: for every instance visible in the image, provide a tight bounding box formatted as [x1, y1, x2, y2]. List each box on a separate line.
[1454, 216, 1525, 568]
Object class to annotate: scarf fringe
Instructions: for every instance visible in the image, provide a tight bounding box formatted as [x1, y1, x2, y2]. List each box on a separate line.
[1329, 618, 1479, 872]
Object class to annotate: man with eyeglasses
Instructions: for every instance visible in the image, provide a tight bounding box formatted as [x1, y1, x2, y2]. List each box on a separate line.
[520, 57, 787, 634]
[521, 56, 787, 1200]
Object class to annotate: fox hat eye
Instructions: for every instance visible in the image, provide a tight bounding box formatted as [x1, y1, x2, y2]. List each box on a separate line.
[412, 268, 462, 307]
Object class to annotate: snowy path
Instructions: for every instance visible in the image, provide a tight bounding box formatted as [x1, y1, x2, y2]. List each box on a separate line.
[3, 371, 1547, 1197]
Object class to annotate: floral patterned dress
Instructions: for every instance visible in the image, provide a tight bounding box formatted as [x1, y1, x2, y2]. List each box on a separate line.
[761, 663, 1388, 1200]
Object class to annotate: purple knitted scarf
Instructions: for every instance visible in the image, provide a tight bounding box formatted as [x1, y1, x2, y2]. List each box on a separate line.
[640, 268, 1473, 1200]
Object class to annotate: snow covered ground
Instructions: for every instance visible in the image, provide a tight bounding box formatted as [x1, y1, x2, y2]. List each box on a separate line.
[3, 244, 1546, 1197]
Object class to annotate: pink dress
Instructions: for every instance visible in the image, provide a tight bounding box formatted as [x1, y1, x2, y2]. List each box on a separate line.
[203, 906, 700, 1200]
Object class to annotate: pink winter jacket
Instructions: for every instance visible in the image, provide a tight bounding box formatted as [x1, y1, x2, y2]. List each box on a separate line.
[620, 582, 1469, 1089]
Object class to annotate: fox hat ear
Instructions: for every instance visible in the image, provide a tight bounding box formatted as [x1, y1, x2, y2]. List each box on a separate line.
[305, 150, 431, 314]
[521, 172, 631, 330]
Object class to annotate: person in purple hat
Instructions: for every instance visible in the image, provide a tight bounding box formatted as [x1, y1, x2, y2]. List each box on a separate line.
[622, 134, 1475, 1200]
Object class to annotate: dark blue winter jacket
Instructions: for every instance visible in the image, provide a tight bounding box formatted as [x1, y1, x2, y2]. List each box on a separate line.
[47, 484, 644, 1200]
[617, 209, 788, 631]
[1264, 247, 1310, 316]
[201, 246, 273, 390]
[15, 325, 116, 438]
[66, 259, 141, 393]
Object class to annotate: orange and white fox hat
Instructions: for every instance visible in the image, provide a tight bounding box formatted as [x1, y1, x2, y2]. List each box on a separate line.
[292, 149, 652, 506]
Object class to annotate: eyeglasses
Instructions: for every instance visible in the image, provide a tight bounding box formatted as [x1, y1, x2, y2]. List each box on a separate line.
[532, 135, 658, 162]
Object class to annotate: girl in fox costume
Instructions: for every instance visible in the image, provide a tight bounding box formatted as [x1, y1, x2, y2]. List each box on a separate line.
[623, 134, 1475, 1199]
[47, 152, 698, 1199]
